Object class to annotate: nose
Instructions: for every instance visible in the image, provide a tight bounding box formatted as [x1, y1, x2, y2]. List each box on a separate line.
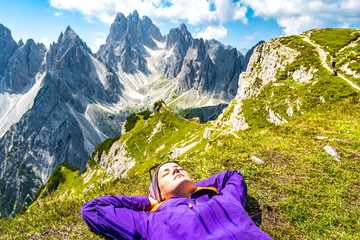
[171, 167, 180, 175]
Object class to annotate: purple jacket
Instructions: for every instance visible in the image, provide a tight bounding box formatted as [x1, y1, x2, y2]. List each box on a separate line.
[81, 170, 273, 240]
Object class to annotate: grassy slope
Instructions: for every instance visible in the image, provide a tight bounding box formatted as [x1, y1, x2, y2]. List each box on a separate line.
[309, 28, 360, 86]
[240, 33, 359, 129]
[1, 29, 359, 239]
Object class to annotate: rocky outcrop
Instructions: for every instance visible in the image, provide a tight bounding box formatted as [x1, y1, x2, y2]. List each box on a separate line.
[235, 39, 299, 100]
[205, 39, 244, 99]
[217, 35, 325, 130]
[242, 41, 265, 71]
[91, 140, 135, 179]
[0, 24, 18, 78]
[177, 39, 216, 94]
[97, 10, 164, 74]
[163, 24, 193, 79]
[324, 146, 340, 161]
[97, 12, 248, 107]
[0, 26, 126, 217]
[217, 38, 300, 130]
[4, 39, 46, 93]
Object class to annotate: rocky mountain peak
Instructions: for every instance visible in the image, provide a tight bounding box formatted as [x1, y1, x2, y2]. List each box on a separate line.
[165, 23, 193, 53]
[243, 40, 265, 70]
[97, 11, 164, 74]
[57, 31, 64, 43]
[128, 10, 139, 21]
[105, 11, 162, 45]
[179, 23, 187, 34]
[53, 26, 87, 50]
[45, 26, 92, 72]
[191, 38, 206, 61]
[115, 12, 126, 22]
[0, 23, 18, 76]
[0, 23, 16, 43]
[18, 39, 24, 47]
[4, 37, 46, 93]
[162, 23, 195, 79]
[63, 26, 80, 42]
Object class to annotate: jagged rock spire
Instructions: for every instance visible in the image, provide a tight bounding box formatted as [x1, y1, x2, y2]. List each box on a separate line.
[97, 11, 164, 74]
[0, 23, 18, 76]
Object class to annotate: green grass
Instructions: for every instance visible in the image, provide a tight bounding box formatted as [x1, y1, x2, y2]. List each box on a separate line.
[279, 36, 321, 71]
[333, 39, 360, 86]
[1, 92, 358, 239]
[124, 113, 140, 132]
[94, 136, 121, 156]
[1, 96, 359, 239]
[310, 28, 360, 57]
[242, 34, 357, 129]
[153, 100, 163, 110]
[138, 110, 151, 120]
[45, 162, 80, 194]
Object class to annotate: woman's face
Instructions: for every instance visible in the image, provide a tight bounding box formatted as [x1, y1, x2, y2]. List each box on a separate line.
[157, 163, 194, 200]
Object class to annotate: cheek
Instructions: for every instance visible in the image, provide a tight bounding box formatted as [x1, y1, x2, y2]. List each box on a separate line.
[159, 178, 172, 194]
[184, 172, 193, 181]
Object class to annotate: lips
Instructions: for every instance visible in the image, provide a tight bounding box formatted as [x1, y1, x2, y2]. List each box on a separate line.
[174, 174, 184, 180]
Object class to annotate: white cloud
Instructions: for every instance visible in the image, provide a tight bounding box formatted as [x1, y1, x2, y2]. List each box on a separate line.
[242, 0, 360, 35]
[278, 15, 323, 36]
[49, 0, 253, 42]
[195, 25, 227, 40]
[49, 0, 248, 26]
[244, 31, 260, 45]
[49, 0, 360, 40]
[40, 38, 52, 49]
[213, 0, 248, 24]
[341, 22, 351, 28]
[91, 36, 107, 52]
[50, 0, 214, 25]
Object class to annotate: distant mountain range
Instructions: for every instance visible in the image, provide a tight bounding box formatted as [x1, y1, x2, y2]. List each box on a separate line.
[0, 11, 259, 217]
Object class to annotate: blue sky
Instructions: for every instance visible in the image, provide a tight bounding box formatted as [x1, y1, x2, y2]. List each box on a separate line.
[0, 0, 359, 53]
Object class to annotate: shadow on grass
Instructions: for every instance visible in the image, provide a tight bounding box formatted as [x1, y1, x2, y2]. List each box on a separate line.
[91, 229, 116, 240]
[245, 195, 262, 227]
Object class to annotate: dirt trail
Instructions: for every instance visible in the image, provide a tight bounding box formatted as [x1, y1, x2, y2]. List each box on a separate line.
[302, 36, 360, 91]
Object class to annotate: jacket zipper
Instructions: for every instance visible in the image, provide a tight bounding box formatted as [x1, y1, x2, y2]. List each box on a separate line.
[213, 198, 239, 228]
[204, 202, 237, 240]
[189, 204, 213, 236]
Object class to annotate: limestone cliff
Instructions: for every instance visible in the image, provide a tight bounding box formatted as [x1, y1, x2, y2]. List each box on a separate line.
[217, 34, 329, 130]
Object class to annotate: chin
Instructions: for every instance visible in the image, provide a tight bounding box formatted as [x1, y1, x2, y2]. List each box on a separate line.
[175, 179, 194, 191]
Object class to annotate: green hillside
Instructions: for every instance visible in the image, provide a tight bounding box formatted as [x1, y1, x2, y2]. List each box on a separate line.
[310, 28, 360, 86]
[1, 29, 359, 239]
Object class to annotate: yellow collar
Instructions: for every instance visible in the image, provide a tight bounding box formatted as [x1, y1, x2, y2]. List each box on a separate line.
[150, 186, 218, 212]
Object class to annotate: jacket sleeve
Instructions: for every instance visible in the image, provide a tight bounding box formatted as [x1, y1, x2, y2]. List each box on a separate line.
[81, 195, 151, 239]
[194, 170, 247, 208]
